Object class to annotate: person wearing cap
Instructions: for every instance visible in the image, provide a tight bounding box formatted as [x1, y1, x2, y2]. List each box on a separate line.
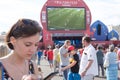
[104, 44, 118, 80]
[79, 36, 98, 80]
[61, 45, 81, 80]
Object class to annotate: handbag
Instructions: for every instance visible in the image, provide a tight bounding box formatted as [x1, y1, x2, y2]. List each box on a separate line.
[104, 59, 109, 68]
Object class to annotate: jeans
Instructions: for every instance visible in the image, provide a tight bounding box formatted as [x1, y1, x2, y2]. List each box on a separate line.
[37, 58, 41, 65]
[61, 66, 69, 80]
[98, 64, 104, 76]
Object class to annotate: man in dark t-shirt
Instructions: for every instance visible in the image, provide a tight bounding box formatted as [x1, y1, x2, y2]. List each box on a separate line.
[96, 45, 104, 76]
[61, 46, 81, 80]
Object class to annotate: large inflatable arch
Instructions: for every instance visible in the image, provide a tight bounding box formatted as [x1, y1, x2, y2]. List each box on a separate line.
[90, 20, 108, 41]
[108, 30, 119, 40]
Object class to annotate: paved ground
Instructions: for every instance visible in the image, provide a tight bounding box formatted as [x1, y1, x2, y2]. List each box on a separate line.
[40, 59, 120, 80]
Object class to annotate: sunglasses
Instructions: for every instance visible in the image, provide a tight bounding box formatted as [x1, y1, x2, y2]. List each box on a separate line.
[11, 18, 42, 38]
[21, 19, 39, 26]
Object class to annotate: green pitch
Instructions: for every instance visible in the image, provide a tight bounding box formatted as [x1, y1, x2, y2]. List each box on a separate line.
[47, 8, 85, 30]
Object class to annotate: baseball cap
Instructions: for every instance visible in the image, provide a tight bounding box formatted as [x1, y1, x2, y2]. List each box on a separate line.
[68, 46, 75, 52]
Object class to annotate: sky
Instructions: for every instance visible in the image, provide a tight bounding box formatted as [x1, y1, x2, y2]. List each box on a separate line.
[0, 0, 120, 33]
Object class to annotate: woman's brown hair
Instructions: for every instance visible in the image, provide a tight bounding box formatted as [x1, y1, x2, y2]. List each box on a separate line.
[6, 18, 42, 50]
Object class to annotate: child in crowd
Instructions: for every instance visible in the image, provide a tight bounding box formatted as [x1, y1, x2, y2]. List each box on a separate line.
[61, 46, 81, 80]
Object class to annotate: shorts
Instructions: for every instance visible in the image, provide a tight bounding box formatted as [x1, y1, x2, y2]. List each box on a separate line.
[68, 72, 81, 80]
[48, 60, 53, 64]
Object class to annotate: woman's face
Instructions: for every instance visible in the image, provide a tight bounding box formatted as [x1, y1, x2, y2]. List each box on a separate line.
[12, 33, 41, 60]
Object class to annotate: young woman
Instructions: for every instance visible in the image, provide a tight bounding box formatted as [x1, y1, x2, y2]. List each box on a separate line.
[0, 18, 42, 80]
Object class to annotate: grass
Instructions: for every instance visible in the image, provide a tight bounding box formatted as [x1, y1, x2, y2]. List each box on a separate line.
[47, 8, 85, 30]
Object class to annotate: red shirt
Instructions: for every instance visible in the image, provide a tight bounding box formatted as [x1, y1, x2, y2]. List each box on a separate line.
[47, 50, 53, 60]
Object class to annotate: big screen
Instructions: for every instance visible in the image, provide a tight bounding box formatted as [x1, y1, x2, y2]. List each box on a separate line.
[47, 7, 86, 30]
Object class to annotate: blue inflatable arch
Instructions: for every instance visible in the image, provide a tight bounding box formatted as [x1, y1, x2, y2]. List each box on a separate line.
[108, 30, 119, 40]
[90, 20, 109, 41]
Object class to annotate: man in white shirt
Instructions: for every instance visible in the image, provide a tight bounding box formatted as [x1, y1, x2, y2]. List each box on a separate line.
[79, 36, 98, 80]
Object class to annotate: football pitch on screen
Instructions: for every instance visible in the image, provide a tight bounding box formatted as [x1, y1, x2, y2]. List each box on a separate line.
[47, 8, 85, 30]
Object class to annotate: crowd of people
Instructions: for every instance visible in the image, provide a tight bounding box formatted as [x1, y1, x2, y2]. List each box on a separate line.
[0, 18, 120, 80]
[32, 36, 120, 80]
[39, 37, 120, 80]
